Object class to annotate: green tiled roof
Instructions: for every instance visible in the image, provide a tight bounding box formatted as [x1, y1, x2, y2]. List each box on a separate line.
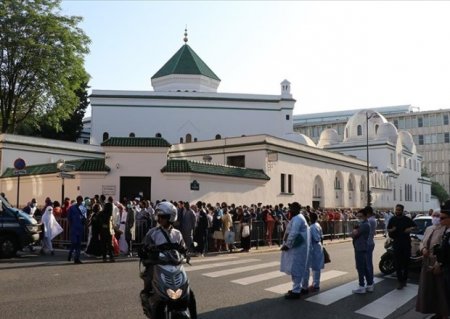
[161, 159, 270, 180]
[151, 44, 220, 81]
[101, 137, 171, 147]
[1, 159, 110, 178]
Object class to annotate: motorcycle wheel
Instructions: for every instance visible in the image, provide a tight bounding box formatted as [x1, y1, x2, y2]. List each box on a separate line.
[379, 255, 395, 275]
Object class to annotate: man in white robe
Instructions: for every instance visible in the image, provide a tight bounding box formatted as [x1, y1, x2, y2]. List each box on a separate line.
[40, 206, 63, 255]
[280, 202, 310, 299]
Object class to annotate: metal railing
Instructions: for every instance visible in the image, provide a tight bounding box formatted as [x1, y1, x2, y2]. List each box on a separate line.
[50, 218, 388, 251]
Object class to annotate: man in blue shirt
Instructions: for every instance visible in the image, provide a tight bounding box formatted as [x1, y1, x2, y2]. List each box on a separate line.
[68, 196, 86, 264]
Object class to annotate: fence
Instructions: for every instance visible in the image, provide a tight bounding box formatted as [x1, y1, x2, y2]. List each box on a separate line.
[50, 218, 388, 252]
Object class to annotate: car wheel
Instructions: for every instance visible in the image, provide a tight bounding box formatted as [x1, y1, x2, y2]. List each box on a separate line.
[0, 236, 17, 258]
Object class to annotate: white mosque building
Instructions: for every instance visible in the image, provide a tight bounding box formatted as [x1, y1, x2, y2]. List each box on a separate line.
[0, 32, 435, 211]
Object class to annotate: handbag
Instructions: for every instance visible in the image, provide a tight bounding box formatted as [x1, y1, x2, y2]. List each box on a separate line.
[242, 225, 250, 238]
[292, 234, 304, 248]
[213, 230, 224, 240]
[323, 247, 331, 264]
[224, 230, 235, 244]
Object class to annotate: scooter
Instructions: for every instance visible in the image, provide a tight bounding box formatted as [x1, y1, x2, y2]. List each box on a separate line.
[141, 244, 197, 319]
[378, 234, 422, 275]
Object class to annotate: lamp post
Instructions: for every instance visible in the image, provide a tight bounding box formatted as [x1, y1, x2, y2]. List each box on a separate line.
[366, 111, 378, 207]
[56, 159, 65, 205]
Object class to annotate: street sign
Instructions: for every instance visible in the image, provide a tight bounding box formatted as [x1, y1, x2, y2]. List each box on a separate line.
[61, 164, 75, 172]
[190, 180, 200, 191]
[59, 172, 75, 179]
[14, 170, 27, 175]
[14, 158, 26, 170]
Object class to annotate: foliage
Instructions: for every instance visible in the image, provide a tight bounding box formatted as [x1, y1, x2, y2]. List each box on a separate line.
[0, 0, 90, 134]
[26, 82, 89, 141]
[431, 181, 449, 205]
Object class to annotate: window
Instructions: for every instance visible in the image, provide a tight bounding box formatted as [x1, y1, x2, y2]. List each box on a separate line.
[288, 174, 293, 193]
[348, 179, 354, 191]
[360, 179, 365, 192]
[418, 135, 424, 145]
[375, 124, 379, 134]
[418, 118, 423, 127]
[444, 114, 449, 125]
[445, 133, 450, 143]
[334, 177, 341, 189]
[215, 134, 221, 140]
[180, 137, 184, 143]
[357, 125, 362, 136]
[398, 118, 405, 129]
[129, 132, 135, 137]
[102, 132, 109, 141]
[286, 114, 290, 120]
[185, 134, 192, 143]
[227, 155, 245, 167]
[393, 119, 399, 128]
[390, 153, 394, 164]
[408, 159, 411, 169]
[393, 188, 396, 201]
[281, 174, 286, 193]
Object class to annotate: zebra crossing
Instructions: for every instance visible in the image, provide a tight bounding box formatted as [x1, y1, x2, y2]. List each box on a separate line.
[188, 255, 419, 319]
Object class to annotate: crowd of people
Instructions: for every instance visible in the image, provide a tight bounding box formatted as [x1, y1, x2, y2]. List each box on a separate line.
[16, 193, 450, 316]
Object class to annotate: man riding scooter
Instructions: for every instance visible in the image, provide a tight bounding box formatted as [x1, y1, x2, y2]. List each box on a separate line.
[139, 201, 197, 319]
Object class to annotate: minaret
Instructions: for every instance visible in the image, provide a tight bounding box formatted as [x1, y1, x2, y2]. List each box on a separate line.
[281, 79, 292, 98]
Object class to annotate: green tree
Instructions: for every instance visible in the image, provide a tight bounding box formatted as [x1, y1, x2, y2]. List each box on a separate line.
[0, 0, 90, 134]
[431, 181, 449, 205]
[35, 82, 89, 141]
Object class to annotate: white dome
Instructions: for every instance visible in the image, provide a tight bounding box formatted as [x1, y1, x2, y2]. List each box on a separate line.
[343, 109, 388, 142]
[318, 129, 340, 148]
[398, 131, 416, 153]
[376, 122, 398, 144]
[283, 132, 316, 147]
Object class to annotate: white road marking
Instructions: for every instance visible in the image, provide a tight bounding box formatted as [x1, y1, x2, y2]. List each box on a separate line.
[185, 259, 260, 272]
[203, 261, 280, 278]
[232, 270, 286, 285]
[305, 277, 384, 305]
[265, 270, 348, 295]
[354, 283, 418, 319]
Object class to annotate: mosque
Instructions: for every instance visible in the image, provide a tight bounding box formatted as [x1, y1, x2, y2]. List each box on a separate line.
[0, 31, 435, 211]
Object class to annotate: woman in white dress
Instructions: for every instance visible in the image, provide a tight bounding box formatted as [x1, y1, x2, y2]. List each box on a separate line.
[40, 205, 63, 255]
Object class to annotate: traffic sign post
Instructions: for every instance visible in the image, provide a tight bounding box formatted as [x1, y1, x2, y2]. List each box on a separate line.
[13, 158, 27, 208]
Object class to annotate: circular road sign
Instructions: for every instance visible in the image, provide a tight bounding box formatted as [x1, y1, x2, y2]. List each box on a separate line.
[14, 158, 26, 170]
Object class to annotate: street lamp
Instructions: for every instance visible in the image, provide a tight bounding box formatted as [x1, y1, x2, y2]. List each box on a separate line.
[366, 111, 378, 207]
[56, 159, 65, 204]
[56, 159, 75, 204]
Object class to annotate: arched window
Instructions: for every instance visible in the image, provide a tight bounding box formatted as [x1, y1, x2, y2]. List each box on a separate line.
[348, 179, 354, 191]
[357, 125, 362, 136]
[194, 138, 197, 142]
[180, 137, 184, 143]
[102, 132, 109, 141]
[129, 132, 135, 137]
[186, 133, 192, 143]
[375, 124, 379, 134]
[155, 133, 162, 138]
[215, 134, 221, 140]
[334, 177, 341, 189]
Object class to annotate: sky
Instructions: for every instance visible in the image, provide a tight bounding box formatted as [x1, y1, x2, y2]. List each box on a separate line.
[60, 1, 450, 116]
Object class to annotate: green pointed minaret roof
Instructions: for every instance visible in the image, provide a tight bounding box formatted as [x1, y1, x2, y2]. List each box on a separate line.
[151, 44, 220, 81]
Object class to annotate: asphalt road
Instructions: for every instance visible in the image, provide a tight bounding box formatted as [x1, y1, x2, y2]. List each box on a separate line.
[0, 238, 430, 319]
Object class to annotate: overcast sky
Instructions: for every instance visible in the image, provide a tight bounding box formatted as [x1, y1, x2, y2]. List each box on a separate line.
[61, 1, 450, 115]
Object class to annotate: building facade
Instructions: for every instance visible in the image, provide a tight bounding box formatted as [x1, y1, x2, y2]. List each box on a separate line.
[294, 106, 450, 194]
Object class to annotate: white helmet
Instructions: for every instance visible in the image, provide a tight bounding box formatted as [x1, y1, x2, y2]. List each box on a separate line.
[155, 202, 178, 223]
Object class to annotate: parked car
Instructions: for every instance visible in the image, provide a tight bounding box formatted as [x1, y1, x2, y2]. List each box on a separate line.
[0, 195, 41, 258]
[412, 215, 433, 241]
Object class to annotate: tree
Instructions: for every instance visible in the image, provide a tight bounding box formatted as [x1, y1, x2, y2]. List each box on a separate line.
[30, 81, 89, 141]
[0, 0, 90, 134]
[431, 181, 449, 205]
